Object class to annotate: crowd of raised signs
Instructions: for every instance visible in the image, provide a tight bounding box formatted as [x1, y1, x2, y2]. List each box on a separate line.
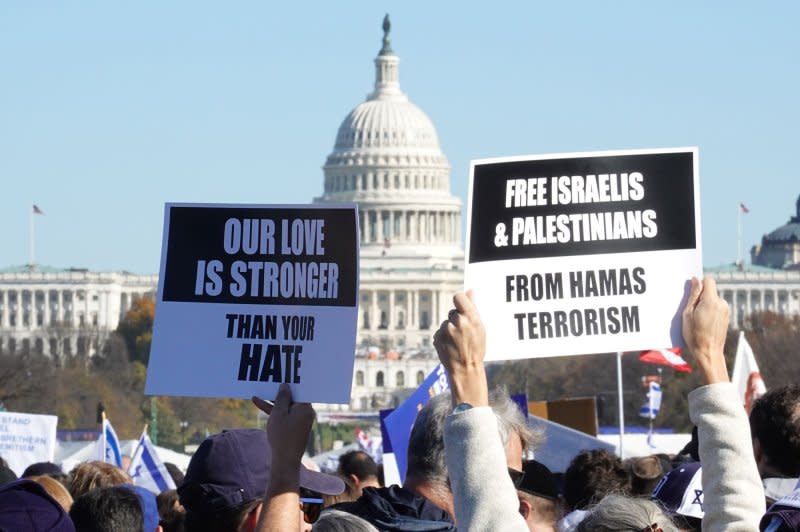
[0, 277, 799, 531]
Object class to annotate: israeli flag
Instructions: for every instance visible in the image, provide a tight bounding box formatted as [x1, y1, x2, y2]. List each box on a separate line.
[99, 418, 123, 468]
[128, 430, 176, 494]
[639, 382, 662, 420]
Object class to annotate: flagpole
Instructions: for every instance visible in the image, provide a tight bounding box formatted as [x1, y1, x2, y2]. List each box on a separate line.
[127, 423, 148, 474]
[29, 205, 35, 267]
[737, 204, 742, 266]
[616, 351, 625, 459]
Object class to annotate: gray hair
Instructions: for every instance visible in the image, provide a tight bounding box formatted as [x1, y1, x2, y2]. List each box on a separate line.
[406, 389, 541, 487]
[575, 494, 679, 532]
[314, 510, 379, 532]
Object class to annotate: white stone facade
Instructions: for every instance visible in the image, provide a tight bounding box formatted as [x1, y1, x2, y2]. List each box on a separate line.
[711, 266, 800, 328]
[0, 266, 157, 357]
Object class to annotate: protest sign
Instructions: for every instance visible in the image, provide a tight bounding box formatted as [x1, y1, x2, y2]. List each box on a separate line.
[0, 412, 58, 476]
[466, 148, 701, 361]
[383, 364, 449, 483]
[145, 203, 359, 403]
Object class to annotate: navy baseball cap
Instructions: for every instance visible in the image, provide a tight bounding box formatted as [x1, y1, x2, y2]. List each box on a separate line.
[179, 428, 344, 515]
[0, 479, 75, 531]
[651, 461, 704, 520]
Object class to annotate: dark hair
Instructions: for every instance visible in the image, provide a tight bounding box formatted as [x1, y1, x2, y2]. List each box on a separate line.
[564, 449, 630, 511]
[70, 486, 145, 532]
[157, 490, 186, 532]
[164, 463, 185, 487]
[750, 385, 800, 476]
[183, 499, 259, 532]
[338, 451, 379, 482]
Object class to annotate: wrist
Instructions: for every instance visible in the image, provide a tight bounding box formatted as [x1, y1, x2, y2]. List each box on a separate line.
[268, 462, 300, 496]
[448, 369, 489, 408]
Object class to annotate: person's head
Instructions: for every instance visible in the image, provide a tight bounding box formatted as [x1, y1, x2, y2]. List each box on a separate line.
[128, 485, 161, 532]
[156, 489, 185, 532]
[626, 455, 666, 496]
[575, 494, 679, 532]
[178, 429, 344, 532]
[312, 509, 379, 531]
[337, 451, 380, 497]
[67, 460, 131, 499]
[0, 479, 75, 531]
[563, 449, 629, 511]
[405, 390, 539, 512]
[0, 465, 17, 487]
[517, 460, 561, 532]
[164, 463, 185, 488]
[70, 486, 144, 532]
[749, 384, 800, 477]
[28, 475, 74, 512]
[22, 461, 68, 485]
[650, 462, 703, 532]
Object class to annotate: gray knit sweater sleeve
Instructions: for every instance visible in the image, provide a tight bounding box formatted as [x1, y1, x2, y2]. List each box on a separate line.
[444, 406, 528, 532]
[689, 382, 764, 532]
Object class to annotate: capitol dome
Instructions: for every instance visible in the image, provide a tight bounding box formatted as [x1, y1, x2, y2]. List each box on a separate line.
[316, 15, 462, 255]
[751, 193, 800, 270]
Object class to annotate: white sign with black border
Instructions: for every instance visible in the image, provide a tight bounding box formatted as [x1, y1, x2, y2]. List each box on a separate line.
[465, 148, 702, 361]
[145, 203, 359, 403]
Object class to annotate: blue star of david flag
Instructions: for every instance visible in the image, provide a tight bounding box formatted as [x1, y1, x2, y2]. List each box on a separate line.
[128, 429, 177, 494]
[98, 418, 122, 468]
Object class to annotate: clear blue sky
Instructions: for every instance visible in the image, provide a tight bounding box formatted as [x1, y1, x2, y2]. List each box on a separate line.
[1, 2, 797, 274]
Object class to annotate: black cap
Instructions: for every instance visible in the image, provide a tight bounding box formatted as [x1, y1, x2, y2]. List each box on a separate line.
[518, 460, 559, 500]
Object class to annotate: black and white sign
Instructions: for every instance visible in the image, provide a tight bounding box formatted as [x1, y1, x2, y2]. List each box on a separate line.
[145, 203, 359, 403]
[465, 149, 702, 361]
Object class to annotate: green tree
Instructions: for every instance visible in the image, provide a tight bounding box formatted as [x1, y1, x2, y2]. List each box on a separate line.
[117, 297, 155, 365]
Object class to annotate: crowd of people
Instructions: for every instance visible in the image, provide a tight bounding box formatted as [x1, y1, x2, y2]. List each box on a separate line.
[0, 276, 799, 531]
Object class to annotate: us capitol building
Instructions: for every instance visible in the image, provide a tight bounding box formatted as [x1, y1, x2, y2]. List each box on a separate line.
[1, 18, 798, 410]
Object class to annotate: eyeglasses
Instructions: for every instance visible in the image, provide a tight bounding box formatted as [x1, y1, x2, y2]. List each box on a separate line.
[508, 467, 525, 488]
[639, 524, 663, 532]
[300, 497, 324, 524]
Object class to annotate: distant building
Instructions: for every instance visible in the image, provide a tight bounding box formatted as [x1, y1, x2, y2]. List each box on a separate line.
[0, 265, 156, 357]
[710, 194, 800, 327]
[751, 194, 800, 270]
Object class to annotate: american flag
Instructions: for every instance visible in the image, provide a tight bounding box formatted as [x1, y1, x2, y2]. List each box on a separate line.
[739, 203, 750, 214]
[32, 204, 45, 215]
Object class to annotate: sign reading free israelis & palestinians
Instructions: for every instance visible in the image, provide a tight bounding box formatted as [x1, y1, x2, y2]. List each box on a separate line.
[465, 148, 702, 361]
[145, 204, 359, 403]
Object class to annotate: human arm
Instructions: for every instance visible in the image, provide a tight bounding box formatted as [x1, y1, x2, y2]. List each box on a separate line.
[434, 291, 528, 532]
[253, 384, 315, 532]
[683, 277, 764, 532]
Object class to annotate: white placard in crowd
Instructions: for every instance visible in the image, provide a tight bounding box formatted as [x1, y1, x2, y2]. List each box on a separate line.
[145, 203, 360, 403]
[465, 148, 702, 361]
[0, 412, 58, 476]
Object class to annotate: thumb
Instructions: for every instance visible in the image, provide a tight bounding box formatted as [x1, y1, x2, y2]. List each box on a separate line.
[684, 277, 703, 313]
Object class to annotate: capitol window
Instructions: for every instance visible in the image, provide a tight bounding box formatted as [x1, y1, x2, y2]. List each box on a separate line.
[396, 371, 405, 387]
[416, 371, 425, 386]
[376, 371, 384, 387]
[356, 371, 364, 386]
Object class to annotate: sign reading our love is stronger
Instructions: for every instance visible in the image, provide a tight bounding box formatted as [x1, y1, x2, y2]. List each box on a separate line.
[466, 148, 702, 361]
[145, 203, 359, 403]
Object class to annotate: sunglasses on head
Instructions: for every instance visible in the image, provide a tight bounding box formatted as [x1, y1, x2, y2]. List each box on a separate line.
[300, 497, 324, 524]
[508, 467, 525, 488]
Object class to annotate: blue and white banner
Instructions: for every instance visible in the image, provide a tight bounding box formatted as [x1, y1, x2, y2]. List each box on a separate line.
[128, 430, 177, 494]
[98, 418, 122, 467]
[639, 381, 662, 420]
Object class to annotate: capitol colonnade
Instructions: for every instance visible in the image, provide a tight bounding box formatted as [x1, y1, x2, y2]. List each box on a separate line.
[0, 268, 156, 357]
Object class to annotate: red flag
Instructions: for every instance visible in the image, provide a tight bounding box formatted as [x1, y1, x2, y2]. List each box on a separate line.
[639, 347, 692, 373]
[739, 203, 750, 213]
[32, 204, 45, 215]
